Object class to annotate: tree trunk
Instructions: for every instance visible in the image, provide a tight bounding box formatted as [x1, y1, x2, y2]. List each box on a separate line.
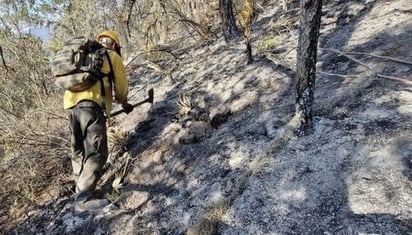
[219, 0, 241, 41]
[246, 36, 253, 64]
[295, 0, 323, 136]
[0, 46, 8, 73]
[242, 0, 255, 64]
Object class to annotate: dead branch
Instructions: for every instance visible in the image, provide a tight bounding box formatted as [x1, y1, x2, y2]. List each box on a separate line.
[125, 0, 137, 37]
[320, 47, 412, 86]
[321, 47, 373, 69]
[347, 51, 412, 66]
[376, 74, 412, 86]
[125, 52, 142, 69]
[318, 71, 358, 78]
[147, 62, 175, 81]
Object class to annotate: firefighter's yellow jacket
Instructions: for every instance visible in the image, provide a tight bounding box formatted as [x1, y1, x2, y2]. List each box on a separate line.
[63, 49, 128, 118]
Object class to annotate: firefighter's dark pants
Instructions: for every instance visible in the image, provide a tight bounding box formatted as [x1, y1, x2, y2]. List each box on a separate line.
[68, 100, 108, 202]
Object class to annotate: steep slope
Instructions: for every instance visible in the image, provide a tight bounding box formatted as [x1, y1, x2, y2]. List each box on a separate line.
[10, 0, 412, 234]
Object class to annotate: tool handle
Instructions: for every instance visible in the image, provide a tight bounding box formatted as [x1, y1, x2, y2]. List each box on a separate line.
[110, 88, 154, 117]
[111, 100, 147, 117]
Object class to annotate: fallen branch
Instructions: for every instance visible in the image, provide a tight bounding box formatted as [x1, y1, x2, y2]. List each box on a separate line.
[347, 51, 412, 66]
[125, 51, 143, 69]
[320, 47, 412, 86]
[318, 71, 358, 78]
[377, 74, 412, 86]
[320, 47, 373, 69]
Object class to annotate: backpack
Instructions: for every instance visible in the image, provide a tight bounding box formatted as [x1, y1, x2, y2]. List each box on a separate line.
[51, 36, 111, 92]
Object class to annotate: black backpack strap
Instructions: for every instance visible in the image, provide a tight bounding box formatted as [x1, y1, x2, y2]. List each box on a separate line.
[98, 49, 115, 111]
[104, 50, 114, 89]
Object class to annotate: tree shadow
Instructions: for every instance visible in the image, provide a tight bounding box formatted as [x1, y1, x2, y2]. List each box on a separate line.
[11, 1, 412, 233]
[217, 1, 412, 233]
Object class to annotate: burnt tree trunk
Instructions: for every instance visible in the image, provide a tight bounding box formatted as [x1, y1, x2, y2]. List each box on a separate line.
[219, 0, 241, 41]
[246, 35, 253, 64]
[242, 0, 256, 64]
[0, 46, 8, 73]
[295, 0, 323, 136]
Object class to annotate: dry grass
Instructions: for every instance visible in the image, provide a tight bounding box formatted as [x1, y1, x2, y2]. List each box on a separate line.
[0, 95, 71, 232]
[0, 27, 73, 232]
[234, 0, 258, 63]
[235, 0, 257, 31]
[142, 0, 218, 57]
[257, 36, 284, 53]
[268, 7, 300, 34]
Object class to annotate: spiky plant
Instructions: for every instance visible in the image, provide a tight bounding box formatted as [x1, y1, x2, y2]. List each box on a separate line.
[111, 152, 131, 194]
[107, 128, 129, 162]
[176, 93, 194, 116]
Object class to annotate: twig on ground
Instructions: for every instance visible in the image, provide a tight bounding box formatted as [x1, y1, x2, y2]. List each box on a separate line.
[347, 51, 412, 66]
[320, 47, 373, 69]
[320, 47, 412, 85]
[377, 74, 412, 86]
[125, 51, 143, 69]
[318, 71, 358, 78]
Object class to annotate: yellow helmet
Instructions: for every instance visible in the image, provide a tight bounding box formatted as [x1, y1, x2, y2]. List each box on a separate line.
[97, 30, 120, 47]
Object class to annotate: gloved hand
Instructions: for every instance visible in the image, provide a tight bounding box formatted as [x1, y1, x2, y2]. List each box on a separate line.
[122, 102, 134, 114]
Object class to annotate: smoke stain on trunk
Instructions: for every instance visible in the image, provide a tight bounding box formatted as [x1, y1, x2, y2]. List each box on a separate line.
[295, 0, 323, 136]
